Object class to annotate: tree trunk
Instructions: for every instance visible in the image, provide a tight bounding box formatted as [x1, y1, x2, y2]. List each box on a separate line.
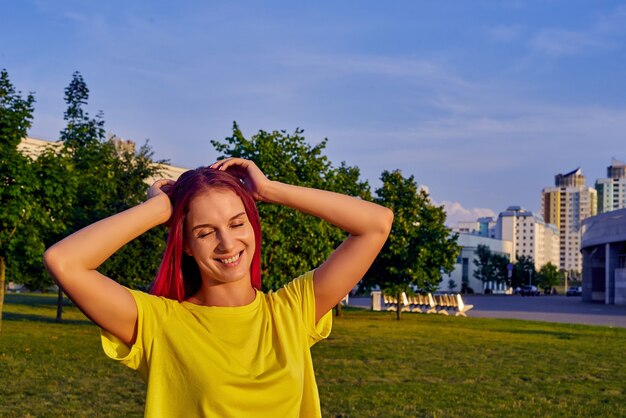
[56, 287, 63, 323]
[396, 291, 402, 320]
[0, 256, 5, 334]
[335, 302, 342, 317]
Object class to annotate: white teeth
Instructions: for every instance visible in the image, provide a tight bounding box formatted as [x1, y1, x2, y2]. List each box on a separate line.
[220, 253, 240, 264]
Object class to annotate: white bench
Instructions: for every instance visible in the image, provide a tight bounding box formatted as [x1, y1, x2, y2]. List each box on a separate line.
[383, 292, 473, 317]
[425, 293, 474, 317]
[383, 293, 410, 312]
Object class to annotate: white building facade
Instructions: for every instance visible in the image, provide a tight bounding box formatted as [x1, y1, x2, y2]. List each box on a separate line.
[443, 233, 513, 294]
[495, 206, 560, 269]
[453, 217, 497, 239]
[18, 136, 188, 182]
[541, 168, 597, 273]
[596, 158, 626, 214]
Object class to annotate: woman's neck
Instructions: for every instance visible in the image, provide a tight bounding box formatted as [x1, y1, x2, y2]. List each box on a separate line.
[186, 281, 256, 307]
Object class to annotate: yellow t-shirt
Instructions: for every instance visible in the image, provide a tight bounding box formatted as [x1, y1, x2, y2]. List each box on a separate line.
[101, 271, 332, 418]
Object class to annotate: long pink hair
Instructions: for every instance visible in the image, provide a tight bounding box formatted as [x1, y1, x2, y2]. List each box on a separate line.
[150, 167, 262, 301]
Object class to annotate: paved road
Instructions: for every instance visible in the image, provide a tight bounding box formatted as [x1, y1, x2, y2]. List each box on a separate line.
[347, 294, 626, 328]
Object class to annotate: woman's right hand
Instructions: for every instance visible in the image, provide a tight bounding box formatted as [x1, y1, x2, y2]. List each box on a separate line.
[44, 177, 179, 346]
[147, 178, 175, 200]
[147, 178, 175, 224]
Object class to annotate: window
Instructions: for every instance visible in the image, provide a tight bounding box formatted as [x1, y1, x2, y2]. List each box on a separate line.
[462, 258, 469, 282]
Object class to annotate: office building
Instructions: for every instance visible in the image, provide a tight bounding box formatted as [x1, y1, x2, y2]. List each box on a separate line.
[596, 158, 626, 214]
[541, 168, 597, 273]
[495, 206, 560, 269]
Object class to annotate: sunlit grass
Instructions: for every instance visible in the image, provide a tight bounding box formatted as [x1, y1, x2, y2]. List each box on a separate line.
[318, 309, 626, 417]
[2, 293, 625, 417]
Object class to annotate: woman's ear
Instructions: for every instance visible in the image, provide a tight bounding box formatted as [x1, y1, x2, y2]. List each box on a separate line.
[183, 244, 193, 256]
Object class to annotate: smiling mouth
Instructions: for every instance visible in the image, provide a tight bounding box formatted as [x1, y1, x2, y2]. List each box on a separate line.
[218, 251, 242, 264]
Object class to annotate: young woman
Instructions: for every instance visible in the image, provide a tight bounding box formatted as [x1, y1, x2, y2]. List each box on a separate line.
[44, 157, 393, 417]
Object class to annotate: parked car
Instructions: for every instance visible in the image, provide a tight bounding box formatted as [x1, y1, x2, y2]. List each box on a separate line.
[566, 286, 582, 297]
[520, 285, 541, 296]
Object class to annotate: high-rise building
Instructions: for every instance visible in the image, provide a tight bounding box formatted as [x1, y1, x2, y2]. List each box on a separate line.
[495, 206, 560, 269]
[541, 168, 597, 272]
[596, 158, 626, 214]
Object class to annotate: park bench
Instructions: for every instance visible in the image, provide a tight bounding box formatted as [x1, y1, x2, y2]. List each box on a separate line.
[407, 293, 430, 313]
[435, 294, 451, 315]
[420, 293, 474, 317]
[382, 293, 410, 312]
[381, 292, 473, 317]
[446, 294, 460, 315]
[454, 293, 474, 317]
[417, 294, 431, 312]
[382, 294, 396, 311]
[430, 293, 474, 317]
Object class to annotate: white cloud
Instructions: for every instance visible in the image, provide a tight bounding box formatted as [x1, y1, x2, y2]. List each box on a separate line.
[441, 201, 497, 227]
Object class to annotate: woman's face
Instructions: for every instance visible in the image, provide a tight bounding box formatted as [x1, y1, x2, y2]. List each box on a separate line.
[184, 188, 255, 287]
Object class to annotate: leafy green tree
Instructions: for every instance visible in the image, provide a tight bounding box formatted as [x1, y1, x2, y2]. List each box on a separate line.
[537, 262, 562, 293]
[13, 145, 78, 292]
[366, 170, 460, 319]
[0, 69, 37, 332]
[492, 253, 511, 286]
[512, 255, 536, 288]
[53, 72, 165, 321]
[98, 139, 167, 290]
[473, 244, 511, 292]
[472, 245, 494, 285]
[211, 123, 371, 293]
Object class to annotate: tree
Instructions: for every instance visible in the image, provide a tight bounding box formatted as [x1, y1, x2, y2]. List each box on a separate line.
[211, 123, 371, 294]
[512, 255, 536, 288]
[537, 262, 562, 294]
[0, 69, 36, 332]
[473, 245, 495, 285]
[12, 145, 78, 292]
[366, 170, 460, 319]
[53, 72, 165, 321]
[473, 244, 510, 292]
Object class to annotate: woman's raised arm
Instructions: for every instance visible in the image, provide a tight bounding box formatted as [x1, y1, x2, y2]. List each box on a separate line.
[43, 179, 173, 345]
[212, 159, 393, 323]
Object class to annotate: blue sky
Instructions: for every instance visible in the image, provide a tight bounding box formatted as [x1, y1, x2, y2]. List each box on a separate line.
[3, 1, 626, 224]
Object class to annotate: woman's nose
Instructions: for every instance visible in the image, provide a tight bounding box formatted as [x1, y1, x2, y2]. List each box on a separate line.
[216, 230, 235, 252]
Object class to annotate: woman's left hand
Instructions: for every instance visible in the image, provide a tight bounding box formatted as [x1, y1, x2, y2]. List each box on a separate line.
[210, 158, 271, 201]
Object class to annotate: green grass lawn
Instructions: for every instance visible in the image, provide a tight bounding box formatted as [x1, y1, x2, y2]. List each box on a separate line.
[2, 293, 625, 417]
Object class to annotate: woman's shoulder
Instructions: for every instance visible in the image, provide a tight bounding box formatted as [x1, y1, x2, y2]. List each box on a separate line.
[268, 270, 315, 298]
[125, 287, 184, 317]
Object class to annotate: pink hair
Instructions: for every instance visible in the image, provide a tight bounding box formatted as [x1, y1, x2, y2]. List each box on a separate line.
[150, 167, 262, 301]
